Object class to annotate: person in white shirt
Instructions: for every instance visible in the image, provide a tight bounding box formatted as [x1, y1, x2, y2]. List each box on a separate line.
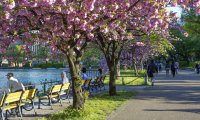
[175, 61, 179, 74]
[60, 71, 69, 84]
[6, 73, 25, 92]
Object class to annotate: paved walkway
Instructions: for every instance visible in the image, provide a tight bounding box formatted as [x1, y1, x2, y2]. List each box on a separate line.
[108, 70, 200, 120]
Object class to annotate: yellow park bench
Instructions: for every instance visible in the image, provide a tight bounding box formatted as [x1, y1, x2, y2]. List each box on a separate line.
[38, 84, 65, 110]
[21, 89, 37, 115]
[82, 79, 92, 92]
[91, 76, 106, 91]
[90, 77, 101, 91]
[99, 76, 106, 90]
[0, 91, 23, 120]
[0, 92, 6, 120]
[0, 89, 37, 120]
[60, 83, 71, 102]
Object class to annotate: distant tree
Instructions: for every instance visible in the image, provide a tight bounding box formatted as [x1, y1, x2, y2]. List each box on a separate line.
[33, 46, 50, 61]
[82, 44, 103, 68]
[5, 45, 25, 67]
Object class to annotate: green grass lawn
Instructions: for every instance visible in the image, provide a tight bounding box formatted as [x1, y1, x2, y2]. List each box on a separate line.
[104, 69, 150, 85]
[42, 91, 136, 120]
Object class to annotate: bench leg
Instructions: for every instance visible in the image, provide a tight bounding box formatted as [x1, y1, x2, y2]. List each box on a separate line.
[66, 90, 70, 103]
[18, 106, 23, 120]
[1, 110, 5, 120]
[20, 106, 23, 116]
[59, 96, 63, 106]
[32, 100, 37, 115]
[38, 99, 41, 109]
[5, 110, 7, 120]
[67, 94, 70, 103]
[49, 98, 53, 110]
[103, 84, 105, 90]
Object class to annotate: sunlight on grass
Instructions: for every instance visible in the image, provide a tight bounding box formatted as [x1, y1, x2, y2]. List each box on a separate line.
[104, 76, 147, 85]
[42, 91, 136, 120]
[104, 69, 149, 85]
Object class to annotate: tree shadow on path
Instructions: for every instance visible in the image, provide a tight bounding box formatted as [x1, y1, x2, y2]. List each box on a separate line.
[144, 108, 200, 114]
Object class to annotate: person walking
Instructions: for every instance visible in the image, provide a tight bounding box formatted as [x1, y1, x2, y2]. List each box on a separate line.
[147, 60, 158, 86]
[175, 61, 179, 74]
[165, 62, 170, 77]
[171, 62, 176, 77]
[195, 63, 200, 74]
[158, 63, 162, 72]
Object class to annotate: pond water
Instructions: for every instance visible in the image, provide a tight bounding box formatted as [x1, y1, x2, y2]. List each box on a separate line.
[0, 68, 100, 92]
[0, 69, 67, 91]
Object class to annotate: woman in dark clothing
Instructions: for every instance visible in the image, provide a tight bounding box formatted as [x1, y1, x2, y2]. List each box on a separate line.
[147, 60, 158, 86]
[195, 63, 200, 74]
[171, 62, 176, 77]
[165, 62, 170, 77]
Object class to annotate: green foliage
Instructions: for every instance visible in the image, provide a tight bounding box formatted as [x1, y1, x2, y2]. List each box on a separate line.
[33, 63, 64, 68]
[149, 33, 173, 57]
[34, 47, 50, 59]
[179, 61, 199, 68]
[43, 91, 136, 120]
[141, 33, 173, 58]
[23, 61, 31, 68]
[82, 44, 103, 67]
[83, 91, 90, 100]
[184, 10, 200, 35]
[174, 10, 200, 60]
[120, 69, 146, 76]
[6, 45, 25, 63]
[169, 26, 198, 62]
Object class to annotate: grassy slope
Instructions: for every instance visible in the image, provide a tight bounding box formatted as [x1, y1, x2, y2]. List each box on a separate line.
[42, 91, 136, 120]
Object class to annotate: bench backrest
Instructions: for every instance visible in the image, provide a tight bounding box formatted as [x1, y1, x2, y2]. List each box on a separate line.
[100, 76, 106, 83]
[51, 84, 62, 93]
[95, 77, 101, 82]
[61, 83, 70, 91]
[84, 79, 91, 86]
[81, 80, 85, 85]
[4, 91, 23, 104]
[21, 89, 37, 100]
[0, 93, 6, 107]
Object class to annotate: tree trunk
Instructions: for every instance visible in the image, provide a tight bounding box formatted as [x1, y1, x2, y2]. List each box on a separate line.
[116, 61, 120, 80]
[133, 59, 138, 76]
[141, 60, 144, 70]
[109, 65, 117, 96]
[67, 51, 84, 109]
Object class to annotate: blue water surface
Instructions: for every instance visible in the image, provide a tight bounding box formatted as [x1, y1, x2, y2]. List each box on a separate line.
[0, 69, 67, 91]
[0, 68, 99, 92]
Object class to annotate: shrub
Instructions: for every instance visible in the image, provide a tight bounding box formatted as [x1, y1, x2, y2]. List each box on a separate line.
[33, 63, 64, 68]
[179, 61, 198, 68]
[23, 62, 31, 68]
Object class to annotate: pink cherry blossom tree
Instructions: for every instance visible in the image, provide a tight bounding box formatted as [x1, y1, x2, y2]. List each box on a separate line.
[94, 1, 175, 95]
[0, 0, 97, 109]
[0, 0, 198, 108]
